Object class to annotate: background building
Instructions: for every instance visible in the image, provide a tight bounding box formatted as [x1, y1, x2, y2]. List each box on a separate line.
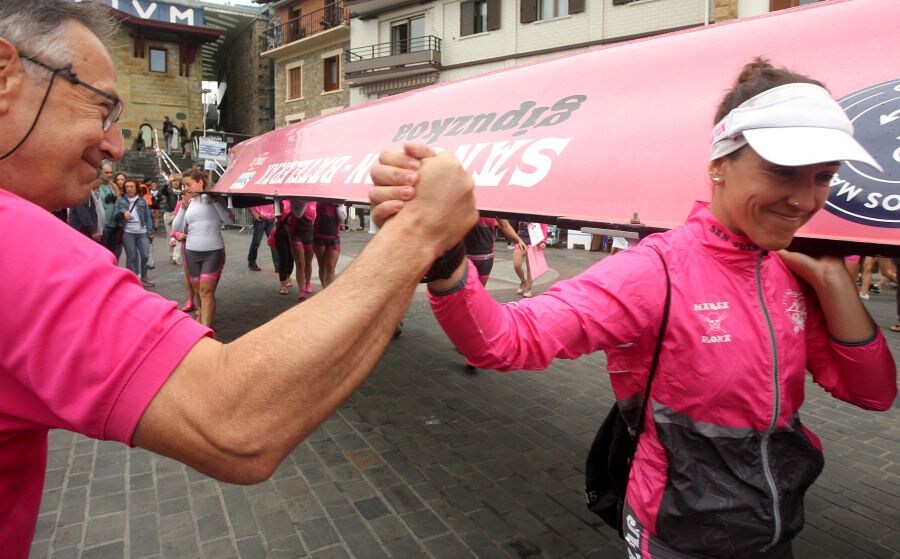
[257, 0, 351, 128]
[344, 0, 710, 107]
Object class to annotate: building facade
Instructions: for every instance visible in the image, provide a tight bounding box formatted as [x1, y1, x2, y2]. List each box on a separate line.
[104, 8, 218, 150]
[344, 0, 711, 106]
[259, 0, 352, 128]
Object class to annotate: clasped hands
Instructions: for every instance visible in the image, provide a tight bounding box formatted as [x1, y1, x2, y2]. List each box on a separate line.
[369, 142, 478, 259]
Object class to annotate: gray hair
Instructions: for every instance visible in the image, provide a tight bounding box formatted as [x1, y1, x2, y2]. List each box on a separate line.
[0, 1, 116, 80]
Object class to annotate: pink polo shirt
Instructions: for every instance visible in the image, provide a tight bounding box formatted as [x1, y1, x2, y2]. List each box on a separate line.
[0, 188, 211, 558]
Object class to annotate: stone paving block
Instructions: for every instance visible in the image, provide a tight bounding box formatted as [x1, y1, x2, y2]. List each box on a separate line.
[441, 484, 483, 513]
[257, 510, 297, 543]
[545, 515, 610, 554]
[324, 497, 356, 520]
[310, 545, 352, 559]
[467, 508, 516, 542]
[49, 549, 79, 559]
[81, 541, 124, 559]
[361, 464, 403, 489]
[51, 522, 84, 550]
[503, 509, 549, 537]
[353, 496, 391, 520]
[128, 514, 160, 558]
[383, 538, 427, 558]
[130, 473, 153, 492]
[301, 463, 330, 485]
[128, 488, 158, 515]
[157, 474, 189, 502]
[158, 511, 194, 542]
[158, 496, 190, 517]
[268, 535, 308, 558]
[380, 484, 425, 514]
[347, 449, 383, 470]
[91, 475, 125, 499]
[160, 535, 199, 559]
[428, 499, 478, 534]
[340, 480, 377, 502]
[286, 493, 327, 523]
[40, 488, 62, 514]
[191, 494, 224, 519]
[401, 508, 449, 540]
[236, 536, 268, 559]
[84, 512, 125, 547]
[248, 490, 284, 516]
[199, 537, 239, 558]
[197, 512, 230, 542]
[275, 476, 313, 500]
[327, 463, 363, 484]
[89, 493, 126, 516]
[423, 532, 475, 558]
[333, 515, 386, 559]
[298, 516, 340, 551]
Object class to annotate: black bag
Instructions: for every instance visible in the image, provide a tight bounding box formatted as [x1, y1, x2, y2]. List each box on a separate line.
[585, 246, 670, 536]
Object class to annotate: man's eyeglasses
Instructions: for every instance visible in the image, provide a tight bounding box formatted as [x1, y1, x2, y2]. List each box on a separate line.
[18, 51, 123, 132]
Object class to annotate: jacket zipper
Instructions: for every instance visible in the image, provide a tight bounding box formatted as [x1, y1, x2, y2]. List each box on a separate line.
[756, 253, 782, 549]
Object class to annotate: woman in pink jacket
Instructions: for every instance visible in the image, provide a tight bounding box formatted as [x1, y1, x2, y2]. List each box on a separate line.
[370, 59, 896, 558]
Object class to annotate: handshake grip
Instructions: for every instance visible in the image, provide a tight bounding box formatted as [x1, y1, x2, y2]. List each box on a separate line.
[420, 242, 466, 283]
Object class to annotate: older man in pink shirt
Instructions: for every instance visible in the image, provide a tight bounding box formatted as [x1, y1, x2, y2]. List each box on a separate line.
[0, 3, 477, 557]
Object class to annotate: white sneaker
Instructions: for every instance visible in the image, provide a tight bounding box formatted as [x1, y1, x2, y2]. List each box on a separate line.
[859, 292, 870, 300]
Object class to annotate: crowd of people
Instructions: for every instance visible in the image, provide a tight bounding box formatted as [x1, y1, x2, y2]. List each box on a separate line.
[0, 2, 896, 558]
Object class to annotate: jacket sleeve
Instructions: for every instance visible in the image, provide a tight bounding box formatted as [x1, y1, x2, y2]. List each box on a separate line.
[113, 197, 127, 222]
[172, 205, 186, 233]
[140, 203, 154, 236]
[428, 248, 665, 371]
[805, 291, 897, 411]
[67, 204, 95, 237]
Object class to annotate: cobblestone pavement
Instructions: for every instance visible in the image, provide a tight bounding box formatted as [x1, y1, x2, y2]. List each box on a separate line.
[31, 229, 900, 558]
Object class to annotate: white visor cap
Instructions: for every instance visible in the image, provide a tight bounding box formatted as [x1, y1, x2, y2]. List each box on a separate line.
[710, 83, 883, 172]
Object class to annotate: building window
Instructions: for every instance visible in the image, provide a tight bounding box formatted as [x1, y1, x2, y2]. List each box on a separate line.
[521, 0, 583, 22]
[149, 48, 167, 73]
[540, 0, 567, 19]
[461, 0, 500, 36]
[391, 15, 425, 54]
[287, 66, 302, 100]
[770, 0, 819, 9]
[323, 56, 340, 92]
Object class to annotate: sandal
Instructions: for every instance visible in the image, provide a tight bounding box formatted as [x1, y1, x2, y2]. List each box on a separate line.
[890, 323, 900, 332]
[516, 282, 526, 295]
[279, 285, 289, 295]
[523, 288, 533, 298]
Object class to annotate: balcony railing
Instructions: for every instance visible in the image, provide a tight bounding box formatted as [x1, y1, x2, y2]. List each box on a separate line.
[263, 2, 349, 51]
[346, 35, 442, 63]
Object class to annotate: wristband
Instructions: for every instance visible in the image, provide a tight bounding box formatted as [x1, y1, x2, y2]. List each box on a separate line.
[421, 242, 466, 283]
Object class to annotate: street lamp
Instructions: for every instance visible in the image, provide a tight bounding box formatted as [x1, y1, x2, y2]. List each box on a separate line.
[201, 88, 211, 138]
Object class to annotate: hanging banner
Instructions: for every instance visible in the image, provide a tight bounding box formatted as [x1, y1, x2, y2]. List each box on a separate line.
[212, 0, 900, 255]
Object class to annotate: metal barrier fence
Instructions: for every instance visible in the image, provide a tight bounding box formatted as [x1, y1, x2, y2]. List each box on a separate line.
[226, 207, 253, 234]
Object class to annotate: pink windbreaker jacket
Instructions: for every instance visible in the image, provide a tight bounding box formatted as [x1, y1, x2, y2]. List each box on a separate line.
[430, 202, 896, 558]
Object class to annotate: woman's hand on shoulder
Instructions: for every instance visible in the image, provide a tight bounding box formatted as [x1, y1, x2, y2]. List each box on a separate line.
[776, 251, 849, 290]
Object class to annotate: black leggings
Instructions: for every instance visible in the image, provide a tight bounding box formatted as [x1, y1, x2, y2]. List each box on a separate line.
[275, 230, 294, 281]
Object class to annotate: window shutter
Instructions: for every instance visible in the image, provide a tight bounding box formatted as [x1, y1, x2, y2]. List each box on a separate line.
[569, 0, 586, 13]
[487, 0, 501, 30]
[520, 0, 538, 23]
[460, 1, 475, 36]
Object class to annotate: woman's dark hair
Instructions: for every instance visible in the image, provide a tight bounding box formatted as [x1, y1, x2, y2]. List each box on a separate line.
[185, 167, 210, 191]
[713, 57, 826, 123]
[114, 172, 126, 182]
[123, 178, 137, 191]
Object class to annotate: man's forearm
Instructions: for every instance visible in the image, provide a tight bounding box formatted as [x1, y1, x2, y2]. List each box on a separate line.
[134, 211, 439, 483]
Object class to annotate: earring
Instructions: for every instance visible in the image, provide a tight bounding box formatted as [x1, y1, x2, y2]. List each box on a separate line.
[710, 176, 722, 183]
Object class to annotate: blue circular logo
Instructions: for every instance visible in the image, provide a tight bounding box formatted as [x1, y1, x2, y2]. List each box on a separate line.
[825, 79, 900, 228]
